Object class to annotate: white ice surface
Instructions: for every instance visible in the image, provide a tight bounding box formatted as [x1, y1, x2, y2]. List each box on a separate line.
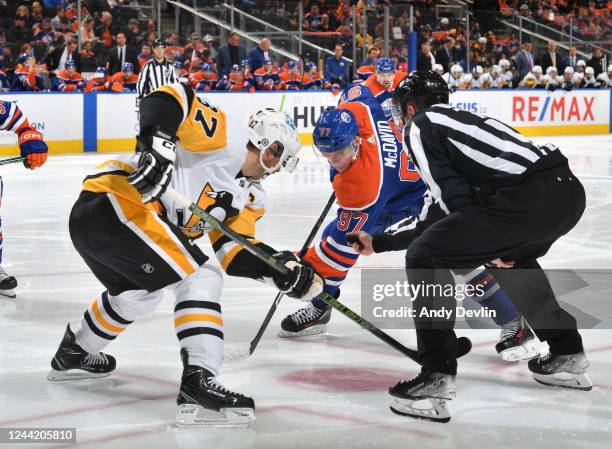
[0, 134, 611, 449]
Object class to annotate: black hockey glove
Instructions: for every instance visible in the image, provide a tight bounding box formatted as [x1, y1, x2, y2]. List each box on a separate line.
[271, 251, 324, 300]
[128, 128, 177, 203]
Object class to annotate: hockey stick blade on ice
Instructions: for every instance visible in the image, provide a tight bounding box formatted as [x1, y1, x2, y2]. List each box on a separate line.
[164, 187, 472, 364]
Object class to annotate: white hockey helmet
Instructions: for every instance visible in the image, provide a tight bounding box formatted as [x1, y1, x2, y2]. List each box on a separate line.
[576, 59, 586, 68]
[546, 66, 557, 75]
[473, 65, 484, 75]
[564, 66, 574, 75]
[433, 64, 444, 75]
[608, 64, 612, 74]
[247, 108, 301, 175]
[499, 59, 510, 69]
[490, 64, 500, 77]
[533, 65, 543, 75]
[450, 64, 463, 75]
[585, 66, 594, 76]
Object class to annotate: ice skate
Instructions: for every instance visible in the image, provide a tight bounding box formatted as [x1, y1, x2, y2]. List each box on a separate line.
[176, 350, 255, 427]
[0, 266, 17, 299]
[278, 302, 331, 337]
[496, 315, 539, 362]
[529, 351, 592, 391]
[389, 370, 456, 423]
[47, 324, 116, 381]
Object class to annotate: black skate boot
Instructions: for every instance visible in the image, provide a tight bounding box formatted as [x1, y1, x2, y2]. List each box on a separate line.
[389, 370, 456, 423]
[176, 349, 255, 427]
[528, 351, 592, 391]
[278, 302, 332, 337]
[0, 266, 17, 298]
[495, 315, 539, 362]
[47, 324, 116, 381]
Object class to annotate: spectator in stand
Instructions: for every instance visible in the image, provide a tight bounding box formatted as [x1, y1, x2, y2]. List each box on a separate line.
[355, 24, 373, 50]
[124, 19, 143, 48]
[0, 66, 9, 91]
[418, 24, 433, 46]
[15, 5, 31, 27]
[417, 41, 435, 71]
[515, 41, 535, 79]
[108, 32, 139, 75]
[106, 62, 138, 92]
[588, 48, 606, 77]
[144, 31, 158, 48]
[138, 44, 152, 69]
[336, 25, 353, 48]
[95, 11, 116, 47]
[164, 32, 184, 59]
[79, 16, 98, 44]
[304, 4, 322, 31]
[248, 37, 272, 72]
[216, 31, 247, 78]
[12, 55, 46, 91]
[7, 16, 31, 46]
[202, 35, 217, 61]
[83, 66, 110, 92]
[539, 41, 562, 73]
[44, 38, 80, 74]
[562, 46, 579, 71]
[324, 44, 348, 88]
[80, 40, 98, 73]
[33, 17, 55, 46]
[51, 59, 84, 91]
[435, 37, 455, 73]
[50, 7, 65, 31]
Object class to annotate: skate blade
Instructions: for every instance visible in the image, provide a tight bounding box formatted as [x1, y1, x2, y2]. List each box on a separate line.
[389, 397, 451, 423]
[533, 372, 592, 391]
[278, 324, 327, 338]
[501, 340, 540, 362]
[175, 404, 255, 428]
[47, 369, 111, 382]
[0, 289, 16, 299]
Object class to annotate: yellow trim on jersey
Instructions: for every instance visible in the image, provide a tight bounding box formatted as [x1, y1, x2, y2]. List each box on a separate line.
[82, 159, 164, 215]
[113, 195, 197, 277]
[91, 299, 125, 333]
[174, 313, 224, 327]
[153, 84, 228, 153]
[209, 207, 265, 246]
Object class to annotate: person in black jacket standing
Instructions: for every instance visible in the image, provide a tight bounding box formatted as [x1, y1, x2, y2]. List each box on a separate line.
[349, 71, 591, 423]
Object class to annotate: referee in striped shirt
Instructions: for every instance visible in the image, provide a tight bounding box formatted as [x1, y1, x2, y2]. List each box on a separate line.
[136, 39, 179, 98]
[349, 71, 590, 418]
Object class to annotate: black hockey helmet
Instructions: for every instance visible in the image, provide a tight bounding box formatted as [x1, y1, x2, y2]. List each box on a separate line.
[391, 70, 449, 126]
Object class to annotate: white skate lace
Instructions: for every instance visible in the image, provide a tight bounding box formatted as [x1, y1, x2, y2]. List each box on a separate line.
[0, 267, 10, 282]
[289, 304, 321, 325]
[83, 353, 109, 366]
[206, 377, 242, 397]
[500, 317, 522, 341]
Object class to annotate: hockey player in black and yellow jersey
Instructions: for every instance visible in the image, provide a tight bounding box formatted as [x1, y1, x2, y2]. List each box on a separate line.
[47, 82, 324, 427]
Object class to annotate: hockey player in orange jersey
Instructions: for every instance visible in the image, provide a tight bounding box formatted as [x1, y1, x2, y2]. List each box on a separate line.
[106, 62, 139, 92]
[364, 57, 407, 118]
[83, 67, 111, 92]
[51, 60, 84, 91]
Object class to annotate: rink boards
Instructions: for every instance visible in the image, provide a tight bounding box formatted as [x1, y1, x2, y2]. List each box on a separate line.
[0, 88, 610, 155]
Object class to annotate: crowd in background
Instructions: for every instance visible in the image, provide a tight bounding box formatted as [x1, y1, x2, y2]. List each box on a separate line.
[0, 0, 610, 92]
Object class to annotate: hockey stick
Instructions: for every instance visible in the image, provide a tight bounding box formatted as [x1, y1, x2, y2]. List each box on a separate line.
[164, 186, 472, 364]
[0, 156, 26, 166]
[247, 191, 336, 355]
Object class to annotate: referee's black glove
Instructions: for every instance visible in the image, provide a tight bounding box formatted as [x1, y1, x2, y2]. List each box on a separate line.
[128, 128, 177, 203]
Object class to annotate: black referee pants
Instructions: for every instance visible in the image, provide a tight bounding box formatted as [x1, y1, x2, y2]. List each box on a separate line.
[405, 163, 586, 375]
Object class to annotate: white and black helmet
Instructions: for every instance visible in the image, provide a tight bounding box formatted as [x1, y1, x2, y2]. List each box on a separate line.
[247, 108, 301, 174]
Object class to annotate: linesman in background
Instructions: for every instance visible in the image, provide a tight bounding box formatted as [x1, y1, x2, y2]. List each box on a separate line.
[136, 39, 179, 99]
[349, 70, 591, 423]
